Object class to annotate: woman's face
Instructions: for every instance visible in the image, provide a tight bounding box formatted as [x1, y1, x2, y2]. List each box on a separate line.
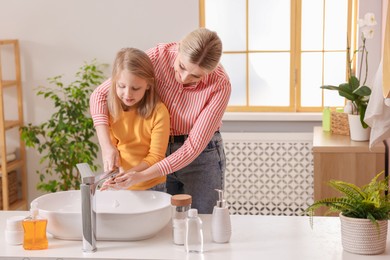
[115, 69, 149, 107]
[173, 53, 209, 85]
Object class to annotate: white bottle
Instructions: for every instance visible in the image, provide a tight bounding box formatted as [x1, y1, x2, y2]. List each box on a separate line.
[211, 189, 231, 243]
[185, 208, 203, 253]
[344, 100, 353, 114]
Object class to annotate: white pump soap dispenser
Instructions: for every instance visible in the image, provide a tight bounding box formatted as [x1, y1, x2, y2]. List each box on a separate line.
[211, 189, 231, 243]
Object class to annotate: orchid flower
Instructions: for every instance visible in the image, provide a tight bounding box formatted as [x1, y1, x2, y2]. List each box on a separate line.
[363, 12, 377, 26]
[358, 12, 376, 39]
[361, 27, 375, 39]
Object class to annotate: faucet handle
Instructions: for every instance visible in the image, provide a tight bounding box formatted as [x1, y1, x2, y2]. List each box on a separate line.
[76, 163, 96, 184]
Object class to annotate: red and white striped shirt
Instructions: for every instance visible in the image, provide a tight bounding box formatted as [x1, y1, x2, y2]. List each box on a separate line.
[90, 43, 231, 175]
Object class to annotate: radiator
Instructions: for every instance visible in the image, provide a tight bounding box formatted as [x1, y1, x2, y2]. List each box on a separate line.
[221, 132, 314, 216]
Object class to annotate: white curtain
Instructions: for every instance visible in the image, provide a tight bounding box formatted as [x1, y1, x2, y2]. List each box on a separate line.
[365, 0, 390, 148]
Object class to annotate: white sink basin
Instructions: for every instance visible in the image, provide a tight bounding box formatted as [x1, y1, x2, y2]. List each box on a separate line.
[32, 190, 172, 241]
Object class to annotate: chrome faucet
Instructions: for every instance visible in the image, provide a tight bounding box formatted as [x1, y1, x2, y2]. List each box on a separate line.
[76, 163, 119, 253]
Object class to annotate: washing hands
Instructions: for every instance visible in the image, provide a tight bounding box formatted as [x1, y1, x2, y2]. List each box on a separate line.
[100, 168, 137, 191]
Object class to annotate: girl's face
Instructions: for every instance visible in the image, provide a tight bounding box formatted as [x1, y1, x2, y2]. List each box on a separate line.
[116, 69, 149, 107]
[173, 53, 209, 85]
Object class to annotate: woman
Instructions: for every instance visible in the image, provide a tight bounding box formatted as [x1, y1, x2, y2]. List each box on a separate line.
[90, 28, 231, 213]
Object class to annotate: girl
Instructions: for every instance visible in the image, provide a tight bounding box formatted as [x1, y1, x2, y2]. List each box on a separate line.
[101, 47, 170, 191]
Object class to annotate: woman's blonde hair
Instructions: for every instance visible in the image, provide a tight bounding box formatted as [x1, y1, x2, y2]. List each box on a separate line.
[108, 48, 158, 122]
[180, 28, 222, 72]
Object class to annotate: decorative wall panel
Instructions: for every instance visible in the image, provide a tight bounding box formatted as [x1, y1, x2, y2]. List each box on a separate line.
[222, 133, 314, 216]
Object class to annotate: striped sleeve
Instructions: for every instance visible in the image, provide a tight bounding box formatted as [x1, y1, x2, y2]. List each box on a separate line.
[90, 78, 111, 126]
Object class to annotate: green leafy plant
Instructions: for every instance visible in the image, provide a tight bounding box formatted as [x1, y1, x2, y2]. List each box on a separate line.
[305, 171, 390, 228]
[20, 60, 106, 192]
[320, 12, 376, 129]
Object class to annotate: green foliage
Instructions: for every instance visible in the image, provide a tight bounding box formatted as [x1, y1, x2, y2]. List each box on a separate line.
[20, 60, 106, 192]
[321, 77, 371, 128]
[305, 171, 390, 227]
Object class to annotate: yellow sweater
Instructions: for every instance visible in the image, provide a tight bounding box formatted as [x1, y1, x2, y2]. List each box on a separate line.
[109, 102, 170, 190]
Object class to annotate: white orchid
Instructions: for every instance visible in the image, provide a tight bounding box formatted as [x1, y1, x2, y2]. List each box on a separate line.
[361, 26, 375, 39]
[355, 12, 377, 86]
[364, 12, 377, 26]
[358, 12, 376, 39]
[320, 12, 377, 129]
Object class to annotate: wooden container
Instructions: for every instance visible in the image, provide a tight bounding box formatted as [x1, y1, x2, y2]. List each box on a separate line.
[331, 112, 350, 136]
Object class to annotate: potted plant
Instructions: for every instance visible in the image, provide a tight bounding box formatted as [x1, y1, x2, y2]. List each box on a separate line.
[305, 171, 390, 255]
[320, 13, 376, 140]
[20, 60, 106, 192]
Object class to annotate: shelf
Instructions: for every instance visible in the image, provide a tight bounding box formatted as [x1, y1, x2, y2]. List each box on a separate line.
[0, 159, 24, 175]
[1, 80, 18, 88]
[0, 39, 18, 45]
[0, 39, 27, 211]
[4, 120, 20, 130]
[9, 198, 27, 210]
[312, 126, 385, 153]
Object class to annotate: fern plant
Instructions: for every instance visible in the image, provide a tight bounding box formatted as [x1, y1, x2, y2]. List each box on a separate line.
[306, 171, 390, 227]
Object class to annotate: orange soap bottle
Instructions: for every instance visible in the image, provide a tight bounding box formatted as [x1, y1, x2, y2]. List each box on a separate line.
[22, 201, 48, 250]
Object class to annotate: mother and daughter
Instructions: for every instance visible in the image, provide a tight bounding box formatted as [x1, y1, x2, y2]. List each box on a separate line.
[90, 28, 232, 214]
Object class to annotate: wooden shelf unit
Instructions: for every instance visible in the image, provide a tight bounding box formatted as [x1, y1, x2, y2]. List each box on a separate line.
[312, 126, 385, 215]
[0, 39, 27, 210]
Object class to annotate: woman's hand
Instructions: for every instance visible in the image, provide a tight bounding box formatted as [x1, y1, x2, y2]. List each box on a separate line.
[100, 167, 124, 191]
[100, 171, 137, 190]
[100, 165, 162, 191]
[100, 177, 117, 191]
[112, 171, 138, 189]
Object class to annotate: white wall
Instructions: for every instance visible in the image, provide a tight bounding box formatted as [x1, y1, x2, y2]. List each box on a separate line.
[1, 0, 199, 203]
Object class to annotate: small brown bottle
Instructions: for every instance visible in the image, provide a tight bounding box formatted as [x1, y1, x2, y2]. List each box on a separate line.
[22, 201, 48, 250]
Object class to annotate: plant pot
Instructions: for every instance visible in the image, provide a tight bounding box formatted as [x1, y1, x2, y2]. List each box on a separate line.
[340, 213, 388, 255]
[347, 114, 370, 141]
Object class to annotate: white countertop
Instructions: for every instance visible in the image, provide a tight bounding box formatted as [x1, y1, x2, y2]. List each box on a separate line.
[1, 211, 390, 260]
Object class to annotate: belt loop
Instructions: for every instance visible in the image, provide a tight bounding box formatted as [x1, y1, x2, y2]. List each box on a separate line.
[170, 135, 174, 143]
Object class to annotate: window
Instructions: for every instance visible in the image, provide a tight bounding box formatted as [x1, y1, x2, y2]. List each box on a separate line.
[200, 0, 356, 112]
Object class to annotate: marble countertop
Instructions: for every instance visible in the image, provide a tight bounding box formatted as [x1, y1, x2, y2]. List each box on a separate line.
[1, 211, 390, 259]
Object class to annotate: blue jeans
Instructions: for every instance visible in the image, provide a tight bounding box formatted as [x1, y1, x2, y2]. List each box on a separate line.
[166, 132, 226, 214]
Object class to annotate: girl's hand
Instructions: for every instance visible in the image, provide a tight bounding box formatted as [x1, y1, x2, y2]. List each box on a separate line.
[95, 125, 121, 172]
[102, 145, 121, 172]
[100, 167, 125, 191]
[100, 177, 118, 191]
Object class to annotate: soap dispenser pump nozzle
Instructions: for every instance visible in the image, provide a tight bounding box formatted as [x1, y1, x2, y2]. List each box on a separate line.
[30, 201, 39, 220]
[215, 189, 226, 208]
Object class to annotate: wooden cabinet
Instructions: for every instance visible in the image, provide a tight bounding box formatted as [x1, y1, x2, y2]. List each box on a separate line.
[312, 126, 385, 215]
[0, 39, 27, 210]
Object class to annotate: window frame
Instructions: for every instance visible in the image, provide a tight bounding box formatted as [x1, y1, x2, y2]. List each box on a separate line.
[199, 0, 357, 113]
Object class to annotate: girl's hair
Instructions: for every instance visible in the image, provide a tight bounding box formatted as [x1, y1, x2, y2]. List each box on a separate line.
[180, 28, 222, 72]
[108, 48, 158, 122]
